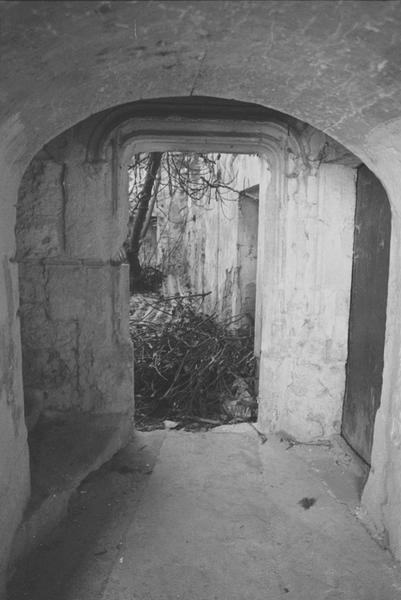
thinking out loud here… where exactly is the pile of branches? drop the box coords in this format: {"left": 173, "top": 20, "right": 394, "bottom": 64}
{"left": 130, "top": 295, "right": 257, "bottom": 428}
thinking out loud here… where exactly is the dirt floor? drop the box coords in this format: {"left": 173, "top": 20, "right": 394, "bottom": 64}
{"left": 8, "top": 426, "right": 401, "bottom": 600}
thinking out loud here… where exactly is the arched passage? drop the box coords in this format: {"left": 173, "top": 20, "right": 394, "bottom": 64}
{"left": 12, "top": 98, "right": 392, "bottom": 569}
{"left": 2, "top": 1, "right": 401, "bottom": 587}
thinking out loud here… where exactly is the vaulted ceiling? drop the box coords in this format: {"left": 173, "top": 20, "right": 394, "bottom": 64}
{"left": 2, "top": 0, "right": 401, "bottom": 171}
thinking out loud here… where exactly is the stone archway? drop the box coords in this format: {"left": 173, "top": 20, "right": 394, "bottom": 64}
{"left": 16, "top": 100, "right": 364, "bottom": 442}
{"left": 3, "top": 2, "right": 401, "bottom": 590}
{"left": 14, "top": 99, "right": 387, "bottom": 571}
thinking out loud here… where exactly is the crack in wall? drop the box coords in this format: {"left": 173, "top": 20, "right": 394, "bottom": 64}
{"left": 60, "top": 163, "right": 68, "bottom": 253}
{"left": 41, "top": 263, "right": 51, "bottom": 322}
{"left": 73, "top": 318, "right": 81, "bottom": 396}
{"left": 189, "top": 50, "right": 207, "bottom": 96}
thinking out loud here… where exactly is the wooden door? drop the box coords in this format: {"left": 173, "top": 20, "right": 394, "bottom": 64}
{"left": 342, "top": 165, "right": 391, "bottom": 465}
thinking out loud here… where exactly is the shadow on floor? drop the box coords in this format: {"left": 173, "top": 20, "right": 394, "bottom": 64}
{"left": 8, "top": 430, "right": 165, "bottom": 600}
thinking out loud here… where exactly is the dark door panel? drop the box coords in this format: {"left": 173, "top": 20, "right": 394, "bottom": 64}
{"left": 342, "top": 165, "right": 391, "bottom": 465}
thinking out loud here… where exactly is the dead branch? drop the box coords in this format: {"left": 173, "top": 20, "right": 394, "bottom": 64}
{"left": 130, "top": 296, "right": 257, "bottom": 424}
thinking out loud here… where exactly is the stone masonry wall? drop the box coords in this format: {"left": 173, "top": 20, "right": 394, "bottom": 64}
{"left": 16, "top": 126, "right": 133, "bottom": 430}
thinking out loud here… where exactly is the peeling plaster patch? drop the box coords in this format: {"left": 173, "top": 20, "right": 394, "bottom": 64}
{"left": 377, "top": 60, "right": 388, "bottom": 73}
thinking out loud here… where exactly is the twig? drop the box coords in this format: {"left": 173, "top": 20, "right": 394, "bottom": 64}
{"left": 248, "top": 422, "right": 268, "bottom": 444}
{"left": 161, "top": 291, "right": 212, "bottom": 301}
{"left": 283, "top": 437, "right": 332, "bottom": 450}
{"left": 182, "top": 416, "right": 222, "bottom": 425}
{"left": 159, "top": 350, "right": 189, "bottom": 400}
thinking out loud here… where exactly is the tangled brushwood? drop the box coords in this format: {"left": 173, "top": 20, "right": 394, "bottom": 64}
{"left": 130, "top": 295, "right": 257, "bottom": 428}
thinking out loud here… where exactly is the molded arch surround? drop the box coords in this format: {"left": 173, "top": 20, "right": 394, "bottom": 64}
{"left": 91, "top": 112, "right": 360, "bottom": 445}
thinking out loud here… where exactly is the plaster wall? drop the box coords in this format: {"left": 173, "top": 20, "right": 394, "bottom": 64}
{"left": 199, "top": 182, "right": 239, "bottom": 318}
{"left": 0, "top": 253, "right": 30, "bottom": 595}
{"left": 157, "top": 186, "right": 190, "bottom": 296}
{"left": 258, "top": 164, "right": 356, "bottom": 440}
{"left": 16, "top": 128, "right": 133, "bottom": 429}
{"left": 158, "top": 153, "right": 261, "bottom": 319}
{"left": 212, "top": 154, "right": 260, "bottom": 320}
{"left": 237, "top": 194, "right": 259, "bottom": 320}
{"left": 0, "top": 130, "right": 30, "bottom": 595}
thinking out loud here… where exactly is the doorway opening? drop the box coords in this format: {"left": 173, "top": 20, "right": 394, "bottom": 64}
{"left": 124, "top": 150, "right": 263, "bottom": 430}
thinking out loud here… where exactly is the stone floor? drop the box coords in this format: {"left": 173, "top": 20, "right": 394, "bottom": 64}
{"left": 8, "top": 426, "right": 401, "bottom": 600}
